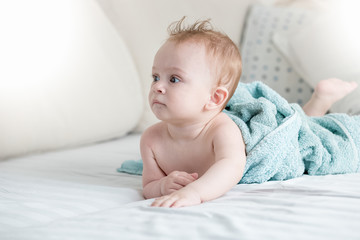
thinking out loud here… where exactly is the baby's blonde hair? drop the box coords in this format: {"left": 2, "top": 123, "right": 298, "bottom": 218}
{"left": 167, "top": 17, "right": 242, "bottom": 108}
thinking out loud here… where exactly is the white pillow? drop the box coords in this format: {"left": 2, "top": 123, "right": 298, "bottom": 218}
{"left": 239, "top": 4, "right": 313, "bottom": 105}
{"left": 272, "top": 1, "right": 360, "bottom": 114}
{"left": 0, "top": 0, "right": 143, "bottom": 160}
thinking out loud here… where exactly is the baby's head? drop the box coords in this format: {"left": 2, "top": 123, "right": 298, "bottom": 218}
{"left": 166, "top": 17, "right": 242, "bottom": 107}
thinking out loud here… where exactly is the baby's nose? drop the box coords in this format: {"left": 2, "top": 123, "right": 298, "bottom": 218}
{"left": 157, "top": 88, "right": 165, "bottom": 94}
{"left": 153, "top": 83, "right": 166, "bottom": 94}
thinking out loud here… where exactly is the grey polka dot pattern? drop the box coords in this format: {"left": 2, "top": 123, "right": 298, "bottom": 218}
{"left": 239, "top": 4, "right": 313, "bottom": 105}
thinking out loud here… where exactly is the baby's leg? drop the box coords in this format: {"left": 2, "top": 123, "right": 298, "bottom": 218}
{"left": 302, "top": 78, "right": 358, "bottom": 116}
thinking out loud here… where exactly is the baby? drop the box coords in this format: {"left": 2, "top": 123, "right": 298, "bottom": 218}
{"left": 140, "top": 17, "right": 358, "bottom": 208}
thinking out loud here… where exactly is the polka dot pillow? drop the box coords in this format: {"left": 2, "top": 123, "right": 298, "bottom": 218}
{"left": 239, "top": 4, "right": 313, "bottom": 106}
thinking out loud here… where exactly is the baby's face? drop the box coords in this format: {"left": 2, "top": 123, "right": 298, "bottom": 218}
{"left": 149, "top": 40, "right": 215, "bottom": 123}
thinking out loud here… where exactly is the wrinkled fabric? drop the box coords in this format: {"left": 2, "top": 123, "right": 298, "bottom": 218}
{"left": 225, "top": 81, "right": 360, "bottom": 184}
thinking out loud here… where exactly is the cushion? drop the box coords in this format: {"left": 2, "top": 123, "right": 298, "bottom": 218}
{"left": 0, "top": 0, "right": 143, "bottom": 160}
{"left": 272, "top": 1, "right": 360, "bottom": 114}
{"left": 239, "top": 4, "right": 314, "bottom": 106}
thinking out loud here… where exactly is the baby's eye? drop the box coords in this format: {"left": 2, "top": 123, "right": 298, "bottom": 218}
{"left": 170, "top": 76, "right": 180, "bottom": 83}
{"left": 152, "top": 75, "right": 160, "bottom": 82}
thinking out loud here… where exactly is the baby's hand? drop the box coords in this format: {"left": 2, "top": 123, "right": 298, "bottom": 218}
{"left": 151, "top": 186, "right": 201, "bottom": 208}
{"left": 160, "top": 171, "right": 198, "bottom": 196}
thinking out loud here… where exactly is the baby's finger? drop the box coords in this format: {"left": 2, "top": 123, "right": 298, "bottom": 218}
{"left": 171, "top": 197, "right": 200, "bottom": 208}
{"left": 174, "top": 175, "right": 196, "bottom": 186}
{"left": 189, "top": 172, "right": 198, "bottom": 179}
{"left": 179, "top": 172, "right": 198, "bottom": 180}
{"left": 151, "top": 196, "right": 176, "bottom": 208}
{"left": 167, "top": 183, "right": 183, "bottom": 193}
{"left": 169, "top": 182, "right": 183, "bottom": 189}
{"left": 159, "top": 196, "right": 178, "bottom": 208}
{"left": 151, "top": 196, "right": 166, "bottom": 207}
{"left": 174, "top": 171, "right": 197, "bottom": 179}
{"left": 170, "top": 198, "right": 186, "bottom": 208}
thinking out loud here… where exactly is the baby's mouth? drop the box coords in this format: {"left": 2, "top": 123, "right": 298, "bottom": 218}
{"left": 152, "top": 100, "right": 165, "bottom": 106}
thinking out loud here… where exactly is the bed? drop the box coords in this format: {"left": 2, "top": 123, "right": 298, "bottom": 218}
{"left": 1, "top": 134, "right": 360, "bottom": 239}
{"left": 1, "top": 0, "right": 360, "bottom": 239}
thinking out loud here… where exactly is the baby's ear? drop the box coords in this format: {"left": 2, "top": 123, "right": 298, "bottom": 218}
{"left": 205, "top": 87, "right": 229, "bottom": 110}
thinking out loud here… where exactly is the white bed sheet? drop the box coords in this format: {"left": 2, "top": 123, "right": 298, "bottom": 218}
{"left": 1, "top": 133, "right": 360, "bottom": 240}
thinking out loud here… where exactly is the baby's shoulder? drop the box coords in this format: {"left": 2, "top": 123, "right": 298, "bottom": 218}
{"left": 211, "top": 112, "right": 239, "bottom": 131}
{"left": 209, "top": 113, "right": 245, "bottom": 149}
{"left": 208, "top": 113, "right": 243, "bottom": 138}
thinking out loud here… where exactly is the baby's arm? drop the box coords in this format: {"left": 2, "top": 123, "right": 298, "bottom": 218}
{"left": 151, "top": 118, "right": 246, "bottom": 208}
{"left": 141, "top": 127, "right": 198, "bottom": 199}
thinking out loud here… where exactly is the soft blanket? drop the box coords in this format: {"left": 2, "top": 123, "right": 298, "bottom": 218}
{"left": 118, "top": 81, "right": 360, "bottom": 184}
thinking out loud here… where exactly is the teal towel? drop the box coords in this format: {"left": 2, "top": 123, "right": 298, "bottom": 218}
{"left": 118, "top": 81, "right": 360, "bottom": 184}
{"left": 117, "top": 160, "right": 143, "bottom": 175}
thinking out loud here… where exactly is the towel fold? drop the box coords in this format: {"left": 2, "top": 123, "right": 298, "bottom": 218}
{"left": 117, "top": 159, "right": 143, "bottom": 175}
{"left": 118, "top": 81, "right": 360, "bottom": 184}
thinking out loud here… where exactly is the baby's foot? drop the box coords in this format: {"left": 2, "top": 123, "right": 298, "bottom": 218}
{"left": 313, "top": 78, "right": 358, "bottom": 105}
{"left": 303, "top": 78, "right": 358, "bottom": 116}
